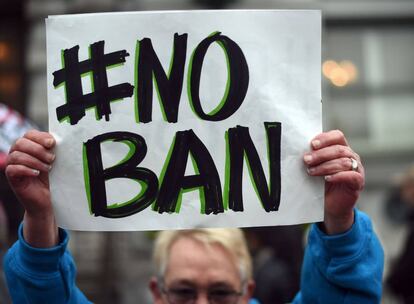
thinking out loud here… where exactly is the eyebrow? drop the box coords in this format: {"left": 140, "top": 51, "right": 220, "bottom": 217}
{"left": 168, "top": 280, "right": 237, "bottom": 289}
{"left": 208, "top": 282, "right": 237, "bottom": 289}
{"left": 168, "top": 280, "right": 197, "bottom": 287}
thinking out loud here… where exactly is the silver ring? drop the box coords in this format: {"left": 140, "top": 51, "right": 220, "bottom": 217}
{"left": 350, "top": 158, "right": 358, "bottom": 171}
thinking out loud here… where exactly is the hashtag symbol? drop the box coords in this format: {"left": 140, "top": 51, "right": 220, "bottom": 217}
{"left": 53, "top": 41, "right": 134, "bottom": 125}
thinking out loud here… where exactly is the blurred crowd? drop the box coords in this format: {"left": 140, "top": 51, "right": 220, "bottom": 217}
{"left": 385, "top": 165, "right": 414, "bottom": 303}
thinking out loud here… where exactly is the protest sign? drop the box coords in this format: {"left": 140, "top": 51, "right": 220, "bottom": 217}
{"left": 46, "top": 10, "right": 323, "bottom": 231}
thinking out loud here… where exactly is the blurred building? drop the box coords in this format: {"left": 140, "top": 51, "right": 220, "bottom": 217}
{"left": 1, "top": 0, "right": 413, "bottom": 303}
{"left": 0, "top": 1, "right": 26, "bottom": 114}
{"left": 20, "top": 0, "right": 414, "bottom": 183}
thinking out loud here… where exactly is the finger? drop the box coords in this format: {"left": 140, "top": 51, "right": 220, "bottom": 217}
{"left": 311, "top": 130, "right": 348, "bottom": 150}
{"left": 307, "top": 157, "right": 356, "bottom": 176}
{"left": 23, "top": 130, "right": 55, "bottom": 149}
{"left": 7, "top": 151, "right": 52, "bottom": 172}
{"left": 304, "top": 145, "right": 360, "bottom": 167}
{"left": 9, "top": 138, "right": 56, "bottom": 164}
{"left": 324, "top": 171, "right": 365, "bottom": 191}
{"left": 5, "top": 164, "right": 40, "bottom": 179}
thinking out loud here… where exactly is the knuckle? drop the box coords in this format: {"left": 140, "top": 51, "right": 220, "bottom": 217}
{"left": 14, "top": 138, "right": 26, "bottom": 150}
{"left": 333, "top": 129, "right": 344, "bottom": 138}
{"left": 24, "top": 129, "right": 39, "bottom": 138}
{"left": 341, "top": 157, "right": 350, "bottom": 167}
{"left": 5, "top": 165, "right": 17, "bottom": 178}
{"left": 352, "top": 175, "right": 359, "bottom": 184}
{"left": 10, "top": 151, "right": 27, "bottom": 165}
{"left": 24, "top": 129, "right": 35, "bottom": 137}
{"left": 7, "top": 151, "right": 18, "bottom": 164}
{"left": 352, "top": 174, "right": 364, "bottom": 189}
{"left": 311, "top": 153, "right": 319, "bottom": 163}
{"left": 336, "top": 145, "right": 346, "bottom": 156}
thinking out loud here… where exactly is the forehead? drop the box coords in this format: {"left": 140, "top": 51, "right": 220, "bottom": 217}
{"left": 164, "top": 236, "right": 242, "bottom": 287}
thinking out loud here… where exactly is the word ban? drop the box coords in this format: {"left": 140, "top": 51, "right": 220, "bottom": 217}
{"left": 83, "top": 123, "right": 281, "bottom": 218}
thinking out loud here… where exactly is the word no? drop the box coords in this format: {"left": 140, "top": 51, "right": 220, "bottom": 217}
{"left": 53, "top": 32, "right": 249, "bottom": 125}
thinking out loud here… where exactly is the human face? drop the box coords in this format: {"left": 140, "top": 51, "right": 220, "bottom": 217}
{"left": 149, "top": 237, "right": 254, "bottom": 304}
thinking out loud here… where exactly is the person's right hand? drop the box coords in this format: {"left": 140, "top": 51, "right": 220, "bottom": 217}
{"left": 5, "top": 130, "right": 58, "bottom": 247}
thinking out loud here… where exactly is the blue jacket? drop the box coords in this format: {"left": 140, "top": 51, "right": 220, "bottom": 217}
{"left": 3, "top": 210, "right": 383, "bottom": 303}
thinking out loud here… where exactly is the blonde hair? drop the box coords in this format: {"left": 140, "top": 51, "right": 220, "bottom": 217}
{"left": 153, "top": 228, "right": 252, "bottom": 281}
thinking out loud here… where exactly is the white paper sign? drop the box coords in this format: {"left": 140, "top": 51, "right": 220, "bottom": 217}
{"left": 46, "top": 10, "right": 323, "bottom": 231}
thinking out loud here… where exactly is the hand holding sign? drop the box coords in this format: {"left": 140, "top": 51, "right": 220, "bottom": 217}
{"left": 5, "top": 130, "right": 58, "bottom": 247}
{"left": 6, "top": 129, "right": 362, "bottom": 247}
{"left": 303, "top": 130, "right": 365, "bottom": 234}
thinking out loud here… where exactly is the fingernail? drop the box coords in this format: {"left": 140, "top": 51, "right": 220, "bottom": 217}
{"left": 33, "top": 169, "right": 40, "bottom": 176}
{"left": 48, "top": 154, "right": 56, "bottom": 162}
{"left": 312, "top": 140, "right": 321, "bottom": 149}
{"left": 45, "top": 138, "right": 54, "bottom": 148}
{"left": 304, "top": 154, "right": 313, "bottom": 164}
{"left": 44, "top": 164, "right": 52, "bottom": 171}
{"left": 307, "top": 167, "right": 315, "bottom": 174}
{"left": 324, "top": 175, "right": 332, "bottom": 181}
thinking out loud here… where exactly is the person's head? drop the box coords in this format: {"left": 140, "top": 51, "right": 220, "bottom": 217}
{"left": 149, "top": 228, "right": 255, "bottom": 304}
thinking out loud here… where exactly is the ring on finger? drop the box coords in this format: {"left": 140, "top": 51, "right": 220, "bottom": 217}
{"left": 350, "top": 158, "right": 358, "bottom": 172}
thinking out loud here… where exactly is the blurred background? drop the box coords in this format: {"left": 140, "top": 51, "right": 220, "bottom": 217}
{"left": 1, "top": 0, "right": 413, "bottom": 303}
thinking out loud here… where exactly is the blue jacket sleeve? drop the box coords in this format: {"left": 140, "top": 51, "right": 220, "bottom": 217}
{"left": 3, "top": 224, "right": 91, "bottom": 304}
{"left": 292, "top": 210, "right": 384, "bottom": 304}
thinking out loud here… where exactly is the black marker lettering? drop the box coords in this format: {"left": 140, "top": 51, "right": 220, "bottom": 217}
{"left": 83, "top": 131, "right": 158, "bottom": 218}
{"left": 226, "top": 123, "right": 281, "bottom": 212}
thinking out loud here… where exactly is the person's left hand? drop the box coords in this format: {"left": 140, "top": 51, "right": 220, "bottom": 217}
{"left": 303, "top": 130, "right": 365, "bottom": 235}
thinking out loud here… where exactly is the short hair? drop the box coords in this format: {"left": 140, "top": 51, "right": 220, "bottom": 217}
{"left": 153, "top": 228, "right": 253, "bottom": 282}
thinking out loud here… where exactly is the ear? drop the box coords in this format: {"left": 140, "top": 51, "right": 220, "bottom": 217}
{"left": 149, "top": 276, "right": 164, "bottom": 304}
{"left": 241, "top": 279, "right": 256, "bottom": 304}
